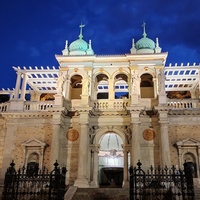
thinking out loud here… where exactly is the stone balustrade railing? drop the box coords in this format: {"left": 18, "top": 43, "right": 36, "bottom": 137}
{"left": 24, "top": 101, "right": 54, "bottom": 111}
{"left": 0, "top": 98, "right": 199, "bottom": 113}
{"left": 167, "top": 99, "right": 199, "bottom": 109}
{"left": 0, "top": 102, "right": 9, "bottom": 112}
{"left": 92, "top": 99, "right": 130, "bottom": 111}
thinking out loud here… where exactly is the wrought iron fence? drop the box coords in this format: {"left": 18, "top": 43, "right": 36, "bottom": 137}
{"left": 129, "top": 160, "right": 195, "bottom": 200}
{"left": 2, "top": 160, "right": 67, "bottom": 200}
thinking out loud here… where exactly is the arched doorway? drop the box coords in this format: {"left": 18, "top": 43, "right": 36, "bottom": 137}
{"left": 98, "top": 132, "right": 124, "bottom": 187}
{"left": 27, "top": 152, "right": 39, "bottom": 177}
{"left": 184, "top": 152, "right": 197, "bottom": 178}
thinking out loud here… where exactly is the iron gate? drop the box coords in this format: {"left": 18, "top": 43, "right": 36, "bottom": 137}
{"left": 2, "top": 160, "right": 67, "bottom": 200}
{"left": 129, "top": 160, "right": 195, "bottom": 200}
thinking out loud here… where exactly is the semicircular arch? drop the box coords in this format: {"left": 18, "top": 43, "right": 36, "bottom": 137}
{"left": 93, "top": 127, "right": 127, "bottom": 145}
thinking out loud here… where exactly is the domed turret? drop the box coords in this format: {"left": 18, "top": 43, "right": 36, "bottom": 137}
{"left": 130, "top": 22, "right": 161, "bottom": 54}
{"left": 62, "top": 24, "right": 94, "bottom": 56}
{"left": 69, "top": 39, "right": 88, "bottom": 52}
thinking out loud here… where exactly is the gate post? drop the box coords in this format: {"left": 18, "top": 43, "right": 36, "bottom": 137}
{"left": 129, "top": 166, "right": 134, "bottom": 200}
{"left": 183, "top": 162, "right": 195, "bottom": 199}
{"left": 2, "top": 161, "right": 16, "bottom": 200}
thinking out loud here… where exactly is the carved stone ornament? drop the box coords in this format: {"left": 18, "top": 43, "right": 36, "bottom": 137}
{"left": 143, "top": 128, "right": 155, "bottom": 141}
{"left": 66, "top": 129, "right": 79, "bottom": 141}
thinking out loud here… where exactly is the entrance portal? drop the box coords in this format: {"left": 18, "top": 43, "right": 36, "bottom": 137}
{"left": 98, "top": 133, "right": 124, "bottom": 187}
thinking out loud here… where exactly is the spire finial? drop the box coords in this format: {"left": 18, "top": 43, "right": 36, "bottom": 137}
{"left": 79, "top": 23, "right": 85, "bottom": 39}
{"left": 142, "top": 22, "right": 147, "bottom": 38}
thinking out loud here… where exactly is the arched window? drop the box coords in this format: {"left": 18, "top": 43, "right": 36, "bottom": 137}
{"left": 96, "top": 74, "right": 109, "bottom": 99}
{"left": 140, "top": 73, "right": 154, "bottom": 98}
{"left": 70, "top": 75, "right": 82, "bottom": 99}
{"left": 114, "top": 74, "right": 129, "bottom": 99}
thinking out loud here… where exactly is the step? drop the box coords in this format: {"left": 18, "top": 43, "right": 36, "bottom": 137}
{"left": 70, "top": 188, "right": 129, "bottom": 200}
{"left": 66, "top": 187, "right": 200, "bottom": 200}
{"left": 195, "top": 188, "right": 200, "bottom": 200}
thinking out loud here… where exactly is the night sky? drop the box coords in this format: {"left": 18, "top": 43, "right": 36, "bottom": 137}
{"left": 1, "top": 0, "right": 200, "bottom": 89}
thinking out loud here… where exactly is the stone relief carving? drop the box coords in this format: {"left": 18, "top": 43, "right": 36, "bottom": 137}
{"left": 131, "top": 71, "right": 140, "bottom": 95}
{"left": 158, "top": 68, "right": 166, "bottom": 95}
{"left": 89, "top": 126, "right": 99, "bottom": 144}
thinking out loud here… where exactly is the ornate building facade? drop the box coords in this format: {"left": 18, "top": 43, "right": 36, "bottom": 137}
{"left": 0, "top": 24, "right": 200, "bottom": 188}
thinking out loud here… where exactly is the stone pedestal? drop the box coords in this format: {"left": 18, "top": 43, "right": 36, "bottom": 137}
{"left": 9, "top": 100, "right": 24, "bottom": 111}
{"left": 54, "top": 94, "right": 63, "bottom": 107}
{"left": 80, "top": 94, "right": 89, "bottom": 106}
{"left": 158, "top": 94, "right": 167, "bottom": 105}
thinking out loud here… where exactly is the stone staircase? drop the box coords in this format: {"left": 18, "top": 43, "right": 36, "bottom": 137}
{"left": 65, "top": 186, "right": 200, "bottom": 200}
{"left": 195, "top": 188, "right": 200, "bottom": 200}
{"left": 65, "top": 187, "right": 129, "bottom": 200}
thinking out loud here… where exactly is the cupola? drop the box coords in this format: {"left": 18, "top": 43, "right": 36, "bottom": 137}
{"left": 130, "top": 22, "right": 162, "bottom": 54}
{"left": 62, "top": 24, "right": 94, "bottom": 56}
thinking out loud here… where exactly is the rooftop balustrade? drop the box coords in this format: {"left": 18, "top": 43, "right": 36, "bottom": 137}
{"left": 0, "top": 98, "right": 199, "bottom": 113}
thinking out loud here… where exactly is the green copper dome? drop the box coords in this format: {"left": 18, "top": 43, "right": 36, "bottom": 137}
{"left": 135, "top": 22, "right": 155, "bottom": 50}
{"left": 69, "top": 38, "right": 88, "bottom": 52}
{"left": 135, "top": 37, "right": 155, "bottom": 50}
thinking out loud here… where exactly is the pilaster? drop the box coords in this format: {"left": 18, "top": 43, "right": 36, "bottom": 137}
{"left": 49, "top": 112, "right": 62, "bottom": 169}
{"left": 128, "top": 106, "right": 144, "bottom": 166}
{"left": 122, "top": 144, "right": 131, "bottom": 188}
{"left": 0, "top": 121, "right": 17, "bottom": 185}
{"left": 108, "top": 78, "right": 114, "bottom": 100}
{"left": 155, "top": 106, "right": 171, "bottom": 166}
{"left": 74, "top": 109, "right": 91, "bottom": 188}
{"left": 130, "top": 68, "right": 140, "bottom": 105}
{"left": 89, "top": 144, "right": 100, "bottom": 188}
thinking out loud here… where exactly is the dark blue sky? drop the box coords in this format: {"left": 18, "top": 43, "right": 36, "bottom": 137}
{"left": 1, "top": 0, "right": 200, "bottom": 89}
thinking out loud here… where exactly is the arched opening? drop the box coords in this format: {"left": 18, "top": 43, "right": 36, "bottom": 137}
{"left": 140, "top": 73, "right": 154, "bottom": 98}
{"left": 0, "top": 94, "right": 10, "bottom": 103}
{"left": 98, "top": 132, "right": 124, "bottom": 187}
{"left": 27, "top": 152, "right": 39, "bottom": 177}
{"left": 167, "top": 91, "right": 191, "bottom": 99}
{"left": 183, "top": 152, "right": 197, "bottom": 178}
{"left": 96, "top": 74, "right": 109, "bottom": 99}
{"left": 114, "top": 74, "right": 129, "bottom": 99}
{"left": 40, "top": 93, "right": 55, "bottom": 101}
{"left": 70, "top": 75, "right": 82, "bottom": 99}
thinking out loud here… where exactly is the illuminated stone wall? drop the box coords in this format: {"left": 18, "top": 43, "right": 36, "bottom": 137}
{"left": 169, "top": 122, "right": 200, "bottom": 166}
{"left": 0, "top": 117, "right": 6, "bottom": 168}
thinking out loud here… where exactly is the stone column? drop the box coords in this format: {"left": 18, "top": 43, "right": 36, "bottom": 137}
{"left": 20, "top": 73, "right": 28, "bottom": 100}
{"left": 91, "top": 79, "right": 97, "bottom": 100}
{"left": 153, "top": 78, "right": 157, "bottom": 98}
{"left": 49, "top": 114, "right": 61, "bottom": 169}
{"left": 108, "top": 78, "right": 114, "bottom": 100}
{"left": 13, "top": 72, "right": 21, "bottom": 100}
{"left": 90, "top": 145, "right": 99, "bottom": 188}
{"left": 160, "top": 122, "right": 171, "bottom": 166}
{"left": 156, "top": 108, "right": 171, "bottom": 166}
{"left": 128, "top": 108, "right": 143, "bottom": 166}
{"left": 122, "top": 146, "right": 129, "bottom": 188}
{"left": 157, "top": 68, "right": 167, "bottom": 105}
{"left": 74, "top": 111, "right": 90, "bottom": 187}
{"left": 131, "top": 123, "right": 141, "bottom": 166}
{"left": 81, "top": 69, "right": 91, "bottom": 106}
{"left": 129, "top": 67, "right": 140, "bottom": 105}
{"left": 64, "top": 78, "right": 71, "bottom": 100}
